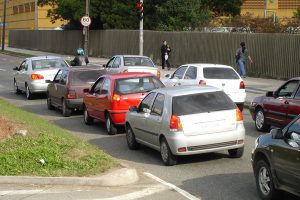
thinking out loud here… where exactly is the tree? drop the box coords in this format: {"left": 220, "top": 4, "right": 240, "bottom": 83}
{"left": 294, "top": 6, "right": 300, "bottom": 19}
{"left": 202, "top": 0, "right": 244, "bottom": 16}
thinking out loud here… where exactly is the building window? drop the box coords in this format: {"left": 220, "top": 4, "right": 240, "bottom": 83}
{"left": 13, "top": 6, "right": 18, "bottom": 15}
{"left": 18, "top": 5, "right": 24, "bottom": 13}
{"left": 25, "top": 3, "right": 30, "bottom": 12}
{"left": 30, "top": 2, "right": 35, "bottom": 12}
{"left": 242, "top": 0, "right": 265, "bottom": 9}
{"left": 279, "top": 0, "right": 300, "bottom": 9}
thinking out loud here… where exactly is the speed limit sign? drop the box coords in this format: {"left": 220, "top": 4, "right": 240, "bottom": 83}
{"left": 80, "top": 16, "right": 92, "bottom": 27}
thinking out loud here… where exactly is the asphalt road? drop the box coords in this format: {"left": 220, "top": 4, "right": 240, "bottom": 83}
{"left": 0, "top": 54, "right": 297, "bottom": 200}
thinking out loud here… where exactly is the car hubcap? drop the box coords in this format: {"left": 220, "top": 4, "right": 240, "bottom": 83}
{"left": 161, "top": 142, "right": 168, "bottom": 162}
{"left": 26, "top": 86, "right": 30, "bottom": 98}
{"left": 106, "top": 117, "right": 111, "bottom": 132}
{"left": 258, "top": 167, "right": 271, "bottom": 195}
{"left": 84, "top": 109, "right": 88, "bottom": 122}
{"left": 256, "top": 111, "right": 264, "bottom": 129}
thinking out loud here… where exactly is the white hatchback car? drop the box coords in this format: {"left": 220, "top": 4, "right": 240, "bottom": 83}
{"left": 162, "top": 64, "right": 246, "bottom": 111}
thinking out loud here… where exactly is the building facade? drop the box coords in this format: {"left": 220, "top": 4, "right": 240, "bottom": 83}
{"left": 241, "top": 0, "right": 300, "bottom": 18}
{"left": 0, "top": 0, "right": 65, "bottom": 43}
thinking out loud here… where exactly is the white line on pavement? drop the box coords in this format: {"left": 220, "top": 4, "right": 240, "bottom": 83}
{"left": 144, "top": 172, "right": 201, "bottom": 200}
{"left": 0, "top": 189, "right": 44, "bottom": 196}
{"left": 0, "top": 69, "right": 6, "bottom": 71}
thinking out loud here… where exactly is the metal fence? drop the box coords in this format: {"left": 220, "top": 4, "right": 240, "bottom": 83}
{"left": 9, "top": 29, "right": 300, "bottom": 79}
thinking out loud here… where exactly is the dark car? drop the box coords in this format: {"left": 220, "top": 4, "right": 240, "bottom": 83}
{"left": 47, "top": 66, "right": 106, "bottom": 117}
{"left": 250, "top": 78, "right": 300, "bottom": 131}
{"left": 252, "top": 116, "right": 300, "bottom": 200}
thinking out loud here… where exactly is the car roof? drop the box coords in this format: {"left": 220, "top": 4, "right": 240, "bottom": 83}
{"left": 68, "top": 66, "right": 105, "bottom": 72}
{"left": 114, "top": 55, "right": 151, "bottom": 59}
{"left": 152, "top": 85, "right": 222, "bottom": 96}
{"left": 28, "top": 56, "right": 64, "bottom": 61}
{"left": 182, "top": 64, "right": 233, "bottom": 69}
{"left": 102, "top": 72, "right": 154, "bottom": 79}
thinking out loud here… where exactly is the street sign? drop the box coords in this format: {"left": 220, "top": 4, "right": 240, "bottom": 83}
{"left": 80, "top": 16, "right": 91, "bottom": 27}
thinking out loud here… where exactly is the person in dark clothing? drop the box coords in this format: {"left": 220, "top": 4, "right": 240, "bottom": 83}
{"left": 235, "top": 42, "right": 253, "bottom": 78}
{"left": 71, "top": 48, "right": 89, "bottom": 66}
{"left": 161, "top": 41, "right": 171, "bottom": 70}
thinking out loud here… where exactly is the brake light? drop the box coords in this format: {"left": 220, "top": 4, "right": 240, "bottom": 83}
{"left": 236, "top": 108, "right": 243, "bottom": 121}
{"left": 170, "top": 115, "right": 183, "bottom": 131}
{"left": 199, "top": 80, "right": 206, "bottom": 85}
{"left": 67, "top": 90, "right": 76, "bottom": 99}
{"left": 31, "top": 74, "right": 44, "bottom": 80}
{"left": 123, "top": 70, "right": 128, "bottom": 73}
{"left": 113, "top": 94, "right": 121, "bottom": 101}
{"left": 240, "top": 81, "right": 245, "bottom": 89}
{"left": 157, "top": 70, "right": 161, "bottom": 78}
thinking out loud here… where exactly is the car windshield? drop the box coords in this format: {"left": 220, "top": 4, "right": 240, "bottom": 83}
{"left": 172, "top": 91, "right": 236, "bottom": 116}
{"left": 72, "top": 70, "right": 104, "bottom": 86}
{"left": 124, "top": 57, "right": 154, "bottom": 67}
{"left": 114, "top": 76, "right": 163, "bottom": 95}
{"left": 32, "top": 59, "right": 68, "bottom": 71}
{"left": 203, "top": 67, "right": 240, "bottom": 79}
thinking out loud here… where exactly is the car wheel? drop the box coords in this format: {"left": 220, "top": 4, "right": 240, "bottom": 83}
{"left": 14, "top": 80, "right": 21, "bottom": 94}
{"left": 83, "top": 106, "right": 93, "bottom": 125}
{"left": 47, "top": 96, "right": 54, "bottom": 110}
{"left": 255, "top": 160, "right": 282, "bottom": 200}
{"left": 228, "top": 147, "right": 244, "bottom": 158}
{"left": 160, "top": 138, "right": 177, "bottom": 166}
{"left": 62, "top": 99, "right": 71, "bottom": 117}
{"left": 26, "top": 85, "right": 33, "bottom": 100}
{"left": 106, "top": 114, "right": 118, "bottom": 135}
{"left": 237, "top": 103, "right": 244, "bottom": 112}
{"left": 126, "top": 125, "right": 139, "bottom": 150}
{"left": 255, "top": 108, "right": 270, "bottom": 132}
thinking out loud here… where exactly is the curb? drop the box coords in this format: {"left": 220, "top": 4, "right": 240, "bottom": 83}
{"left": 0, "top": 167, "right": 139, "bottom": 187}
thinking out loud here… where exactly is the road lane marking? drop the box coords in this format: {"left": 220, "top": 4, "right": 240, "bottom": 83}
{"left": 0, "top": 69, "right": 6, "bottom": 71}
{"left": 144, "top": 172, "right": 201, "bottom": 200}
{"left": 0, "top": 189, "right": 44, "bottom": 195}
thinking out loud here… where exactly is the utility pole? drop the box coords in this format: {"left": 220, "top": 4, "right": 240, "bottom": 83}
{"left": 34, "top": 0, "right": 38, "bottom": 30}
{"left": 137, "top": 0, "right": 143, "bottom": 56}
{"left": 84, "top": 0, "right": 89, "bottom": 58}
{"left": 2, "top": 0, "right": 7, "bottom": 51}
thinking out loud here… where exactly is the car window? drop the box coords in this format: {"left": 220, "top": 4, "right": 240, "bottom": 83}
{"left": 287, "top": 118, "right": 300, "bottom": 143}
{"left": 19, "top": 61, "right": 26, "bottom": 71}
{"left": 71, "top": 70, "right": 104, "bottom": 86}
{"left": 114, "top": 76, "right": 164, "bottom": 95}
{"left": 172, "top": 91, "right": 236, "bottom": 116}
{"left": 60, "top": 70, "right": 68, "bottom": 85}
{"left": 54, "top": 70, "right": 63, "bottom": 82}
{"left": 171, "top": 66, "right": 188, "bottom": 79}
{"left": 112, "top": 57, "right": 121, "bottom": 68}
{"left": 151, "top": 93, "right": 165, "bottom": 116}
{"left": 203, "top": 67, "right": 240, "bottom": 79}
{"left": 106, "top": 58, "right": 114, "bottom": 68}
{"left": 277, "top": 80, "right": 299, "bottom": 98}
{"left": 139, "top": 92, "right": 156, "bottom": 112}
{"left": 32, "top": 59, "right": 68, "bottom": 71}
{"left": 124, "top": 57, "right": 154, "bottom": 67}
{"left": 24, "top": 62, "right": 29, "bottom": 71}
{"left": 92, "top": 78, "right": 104, "bottom": 94}
{"left": 184, "top": 66, "right": 197, "bottom": 80}
{"left": 293, "top": 85, "right": 300, "bottom": 99}
{"left": 100, "top": 78, "right": 111, "bottom": 95}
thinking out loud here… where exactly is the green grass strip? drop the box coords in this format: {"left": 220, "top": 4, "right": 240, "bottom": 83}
{"left": 0, "top": 50, "right": 35, "bottom": 58}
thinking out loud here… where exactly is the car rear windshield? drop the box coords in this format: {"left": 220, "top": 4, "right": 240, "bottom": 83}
{"left": 172, "top": 91, "right": 236, "bottom": 116}
{"left": 114, "top": 76, "right": 163, "bottom": 95}
{"left": 203, "top": 67, "right": 239, "bottom": 79}
{"left": 124, "top": 57, "right": 154, "bottom": 67}
{"left": 72, "top": 70, "right": 104, "bottom": 86}
{"left": 32, "top": 59, "right": 68, "bottom": 71}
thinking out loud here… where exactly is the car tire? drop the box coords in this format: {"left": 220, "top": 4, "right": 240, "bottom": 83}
{"left": 14, "top": 80, "right": 21, "bottom": 94}
{"left": 237, "top": 103, "right": 244, "bottom": 112}
{"left": 255, "top": 108, "right": 270, "bottom": 132}
{"left": 228, "top": 147, "right": 244, "bottom": 158}
{"left": 47, "top": 95, "right": 54, "bottom": 110}
{"left": 62, "top": 99, "right": 71, "bottom": 117}
{"left": 106, "top": 114, "right": 118, "bottom": 135}
{"left": 83, "top": 106, "right": 94, "bottom": 125}
{"left": 160, "top": 138, "right": 177, "bottom": 166}
{"left": 126, "top": 125, "right": 139, "bottom": 150}
{"left": 255, "top": 160, "right": 282, "bottom": 200}
{"left": 26, "top": 85, "right": 33, "bottom": 100}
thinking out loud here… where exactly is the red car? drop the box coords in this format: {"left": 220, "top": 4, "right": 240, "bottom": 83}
{"left": 250, "top": 77, "right": 300, "bottom": 131}
{"left": 83, "top": 73, "right": 164, "bottom": 135}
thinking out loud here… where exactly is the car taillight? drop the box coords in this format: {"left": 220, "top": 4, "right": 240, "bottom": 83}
{"left": 31, "top": 74, "right": 44, "bottom": 80}
{"left": 157, "top": 70, "right": 161, "bottom": 78}
{"left": 240, "top": 81, "right": 245, "bottom": 89}
{"left": 123, "top": 70, "right": 128, "bottom": 73}
{"left": 199, "top": 80, "right": 206, "bottom": 85}
{"left": 170, "top": 115, "right": 183, "bottom": 131}
{"left": 67, "top": 90, "right": 76, "bottom": 99}
{"left": 112, "top": 94, "right": 121, "bottom": 101}
{"left": 236, "top": 108, "right": 243, "bottom": 121}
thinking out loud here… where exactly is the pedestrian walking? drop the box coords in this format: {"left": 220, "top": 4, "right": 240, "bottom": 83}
{"left": 71, "top": 48, "right": 89, "bottom": 66}
{"left": 235, "top": 42, "right": 253, "bottom": 78}
{"left": 161, "top": 41, "right": 172, "bottom": 70}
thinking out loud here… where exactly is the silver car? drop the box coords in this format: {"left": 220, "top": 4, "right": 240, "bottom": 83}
{"left": 103, "top": 55, "right": 160, "bottom": 78}
{"left": 13, "top": 56, "right": 69, "bottom": 99}
{"left": 125, "top": 86, "right": 245, "bottom": 166}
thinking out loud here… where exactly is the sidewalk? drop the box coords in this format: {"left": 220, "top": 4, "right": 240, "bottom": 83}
{"left": 5, "top": 47, "right": 285, "bottom": 106}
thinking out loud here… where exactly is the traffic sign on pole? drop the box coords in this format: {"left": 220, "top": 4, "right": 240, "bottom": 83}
{"left": 80, "top": 16, "right": 91, "bottom": 27}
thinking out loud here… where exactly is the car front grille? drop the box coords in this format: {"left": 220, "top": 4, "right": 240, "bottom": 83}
{"left": 187, "top": 141, "right": 236, "bottom": 151}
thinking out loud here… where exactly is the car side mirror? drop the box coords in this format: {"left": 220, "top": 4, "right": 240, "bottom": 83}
{"left": 165, "top": 74, "right": 170, "bottom": 78}
{"left": 271, "top": 128, "right": 284, "bottom": 139}
{"left": 129, "top": 106, "right": 137, "bottom": 112}
{"left": 83, "top": 88, "right": 90, "bottom": 93}
{"left": 266, "top": 91, "right": 274, "bottom": 97}
{"left": 13, "top": 66, "right": 19, "bottom": 71}
{"left": 45, "top": 80, "right": 52, "bottom": 83}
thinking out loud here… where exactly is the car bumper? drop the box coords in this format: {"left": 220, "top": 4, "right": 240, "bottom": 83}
{"left": 66, "top": 98, "right": 83, "bottom": 110}
{"left": 110, "top": 110, "right": 128, "bottom": 125}
{"left": 165, "top": 123, "right": 245, "bottom": 156}
{"left": 28, "top": 81, "right": 49, "bottom": 93}
{"left": 226, "top": 91, "right": 246, "bottom": 104}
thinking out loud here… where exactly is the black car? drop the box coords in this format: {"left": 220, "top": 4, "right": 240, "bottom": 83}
{"left": 252, "top": 116, "right": 300, "bottom": 200}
